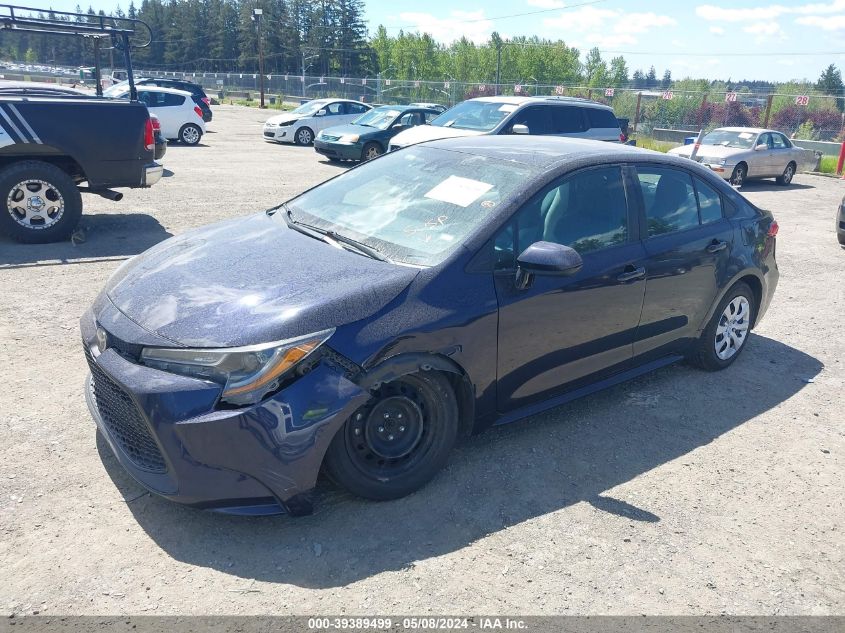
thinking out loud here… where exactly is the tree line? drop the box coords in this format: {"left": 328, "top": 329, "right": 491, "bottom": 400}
{"left": 1, "top": 0, "right": 843, "bottom": 104}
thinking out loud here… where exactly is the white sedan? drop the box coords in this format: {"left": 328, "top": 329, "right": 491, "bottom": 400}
{"left": 106, "top": 85, "right": 206, "bottom": 145}
{"left": 668, "top": 127, "right": 816, "bottom": 187}
{"left": 263, "top": 98, "right": 371, "bottom": 145}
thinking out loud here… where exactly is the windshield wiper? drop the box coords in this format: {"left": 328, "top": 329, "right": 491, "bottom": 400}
{"left": 283, "top": 205, "right": 389, "bottom": 262}
{"left": 326, "top": 230, "right": 390, "bottom": 262}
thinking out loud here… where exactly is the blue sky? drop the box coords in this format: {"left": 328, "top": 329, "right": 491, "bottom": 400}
{"left": 39, "top": 0, "right": 845, "bottom": 81}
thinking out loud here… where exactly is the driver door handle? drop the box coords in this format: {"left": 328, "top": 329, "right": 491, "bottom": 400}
{"left": 617, "top": 265, "right": 646, "bottom": 282}
{"left": 707, "top": 239, "right": 728, "bottom": 253}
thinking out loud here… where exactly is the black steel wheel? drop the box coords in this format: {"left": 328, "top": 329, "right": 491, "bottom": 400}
{"left": 324, "top": 371, "right": 458, "bottom": 500}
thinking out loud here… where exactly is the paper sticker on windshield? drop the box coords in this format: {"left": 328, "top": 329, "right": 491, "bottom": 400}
{"left": 738, "top": 132, "right": 754, "bottom": 139}
{"left": 498, "top": 104, "right": 518, "bottom": 113}
{"left": 424, "top": 176, "right": 494, "bottom": 207}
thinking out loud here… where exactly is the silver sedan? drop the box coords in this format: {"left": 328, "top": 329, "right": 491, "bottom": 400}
{"left": 667, "top": 127, "right": 816, "bottom": 187}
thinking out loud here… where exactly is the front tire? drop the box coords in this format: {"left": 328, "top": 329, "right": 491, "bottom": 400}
{"left": 324, "top": 371, "right": 459, "bottom": 501}
{"left": 776, "top": 162, "right": 796, "bottom": 186}
{"left": 730, "top": 163, "right": 747, "bottom": 187}
{"left": 178, "top": 123, "right": 202, "bottom": 146}
{"left": 361, "top": 142, "right": 383, "bottom": 161}
{"left": 295, "top": 126, "right": 314, "bottom": 145}
{"left": 688, "top": 282, "right": 756, "bottom": 371}
{"left": 0, "top": 161, "right": 82, "bottom": 244}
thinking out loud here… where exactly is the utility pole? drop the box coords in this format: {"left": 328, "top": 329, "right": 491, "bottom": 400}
{"left": 253, "top": 8, "right": 265, "bottom": 108}
{"left": 495, "top": 41, "right": 502, "bottom": 95}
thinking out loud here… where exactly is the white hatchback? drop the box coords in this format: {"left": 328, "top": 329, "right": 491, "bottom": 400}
{"left": 106, "top": 85, "right": 207, "bottom": 145}
{"left": 263, "top": 98, "right": 371, "bottom": 145}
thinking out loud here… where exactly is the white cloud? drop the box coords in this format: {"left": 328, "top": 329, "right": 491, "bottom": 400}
{"left": 397, "top": 10, "right": 494, "bottom": 44}
{"left": 797, "top": 14, "right": 845, "bottom": 30}
{"left": 623, "top": 12, "right": 678, "bottom": 33}
{"left": 696, "top": 0, "right": 845, "bottom": 22}
{"left": 743, "top": 20, "right": 787, "bottom": 42}
{"left": 542, "top": 7, "right": 674, "bottom": 47}
{"left": 543, "top": 6, "right": 620, "bottom": 32}
{"left": 526, "top": 0, "right": 566, "bottom": 8}
{"left": 709, "top": 25, "right": 725, "bottom": 34}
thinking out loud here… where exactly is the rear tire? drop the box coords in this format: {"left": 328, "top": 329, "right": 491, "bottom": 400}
{"left": 324, "top": 371, "right": 458, "bottom": 501}
{"left": 0, "top": 161, "right": 82, "bottom": 244}
{"left": 776, "top": 162, "right": 796, "bottom": 186}
{"left": 178, "top": 123, "right": 202, "bottom": 146}
{"left": 688, "top": 282, "right": 756, "bottom": 371}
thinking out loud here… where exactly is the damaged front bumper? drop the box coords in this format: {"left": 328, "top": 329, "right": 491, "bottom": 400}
{"left": 81, "top": 308, "right": 369, "bottom": 515}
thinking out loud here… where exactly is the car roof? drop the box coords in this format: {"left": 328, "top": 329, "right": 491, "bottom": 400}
{"left": 372, "top": 104, "right": 438, "bottom": 112}
{"left": 422, "top": 135, "right": 679, "bottom": 169}
{"left": 123, "top": 85, "right": 193, "bottom": 96}
{"left": 716, "top": 127, "right": 771, "bottom": 134}
{"left": 471, "top": 95, "right": 613, "bottom": 110}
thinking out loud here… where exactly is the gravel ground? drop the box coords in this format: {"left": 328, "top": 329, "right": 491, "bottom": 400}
{"left": 1, "top": 105, "right": 843, "bottom": 616}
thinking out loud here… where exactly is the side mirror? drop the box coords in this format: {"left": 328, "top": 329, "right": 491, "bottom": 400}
{"left": 754, "top": 144, "right": 767, "bottom": 151}
{"left": 515, "top": 241, "right": 583, "bottom": 290}
{"left": 316, "top": 109, "right": 327, "bottom": 117}
{"left": 511, "top": 123, "right": 530, "bottom": 135}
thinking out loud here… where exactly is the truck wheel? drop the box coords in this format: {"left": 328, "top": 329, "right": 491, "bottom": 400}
{"left": 178, "top": 124, "right": 202, "bottom": 146}
{"left": 0, "top": 161, "right": 82, "bottom": 244}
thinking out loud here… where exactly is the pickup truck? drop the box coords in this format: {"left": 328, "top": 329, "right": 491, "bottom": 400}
{"left": 0, "top": 93, "right": 162, "bottom": 243}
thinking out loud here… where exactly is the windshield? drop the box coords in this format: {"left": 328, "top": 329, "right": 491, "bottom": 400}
{"left": 281, "top": 146, "right": 536, "bottom": 266}
{"left": 702, "top": 130, "right": 758, "bottom": 149}
{"left": 353, "top": 107, "right": 402, "bottom": 130}
{"left": 291, "top": 100, "right": 329, "bottom": 116}
{"left": 430, "top": 100, "right": 517, "bottom": 132}
{"left": 103, "top": 81, "right": 128, "bottom": 97}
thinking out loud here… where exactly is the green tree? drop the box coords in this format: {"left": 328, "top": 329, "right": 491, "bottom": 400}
{"left": 816, "top": 64, "right": 844, "bottom": 112}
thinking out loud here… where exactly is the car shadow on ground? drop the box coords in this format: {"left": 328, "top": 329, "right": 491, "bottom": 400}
{"left": 0, "top": 212, "right": 172, "bottom": 268}
{"left": 97, "top": 334, "right": 821, "bottom": 589}
{"left": 739, "top": 181, "right": 815, "bottom": 192}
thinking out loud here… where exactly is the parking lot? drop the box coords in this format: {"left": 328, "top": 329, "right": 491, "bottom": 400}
{"left": 1, "top": 105, "right": 843, "bottom": 616}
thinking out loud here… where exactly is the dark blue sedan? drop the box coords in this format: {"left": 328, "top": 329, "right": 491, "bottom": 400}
{"left": 81, "top": 136, "right": 779, "bottom": 515}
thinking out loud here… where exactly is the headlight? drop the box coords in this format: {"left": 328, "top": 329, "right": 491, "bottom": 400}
{"left": 340, "top": 134, "right": 360, "bottom": 143}
{"left": 140, "top": 329, "right": 334, "bottom": 406}
{"left": 276, "top": 120, "right": 294, "bottom": 127}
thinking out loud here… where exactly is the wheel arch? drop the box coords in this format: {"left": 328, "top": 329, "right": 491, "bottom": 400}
{"left": 0, "top": 151, "right": 87, "bottom": 184}
{"left": 698, "top": 270, "right": 765, "bottom": 333}
{"left": 354, "top": 352, "right": 475, "bottom": 438}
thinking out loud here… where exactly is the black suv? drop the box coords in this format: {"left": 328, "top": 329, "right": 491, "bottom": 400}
{"left": 136, "top": 78, "right": 212, "bottom": 122}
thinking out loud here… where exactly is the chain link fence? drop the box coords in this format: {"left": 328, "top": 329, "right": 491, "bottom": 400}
{"left": 143, "top": 69, "right": 843, "bottom": 143}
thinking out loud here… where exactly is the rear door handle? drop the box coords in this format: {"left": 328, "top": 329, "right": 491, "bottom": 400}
{"left": 617, "top": 265, "right": 646, "bottom": 282}
{"left": 707, "top": 240, "right": 728, "bottom": 253}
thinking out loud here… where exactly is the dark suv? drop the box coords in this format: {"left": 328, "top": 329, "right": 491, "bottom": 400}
{"left": 136, "top": 78, "right": 212, "bottom": 122}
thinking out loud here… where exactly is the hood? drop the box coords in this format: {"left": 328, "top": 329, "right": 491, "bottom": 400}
{"left": 391, "top": 124, "right": 484, "bottom": 147}
{"left": 667, "top": 144, "right": 747, "bottom": 160}
{"left": 266, "top": 112, "right": 305, "bottom": 125}
{"left": 103, "top": 213, "right": 419, "bottom": 348}
{"left": 319, "top": 123, "right": 378, "bottom": 139}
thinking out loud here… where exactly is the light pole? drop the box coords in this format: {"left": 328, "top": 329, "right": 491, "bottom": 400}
{"left": 252, "top": 8, "right": 265, "bottom": 108}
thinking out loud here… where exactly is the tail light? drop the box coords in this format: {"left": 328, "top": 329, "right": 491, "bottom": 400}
{"left": 201, "top": 97, "right": 210, "bottom": 106}
{"left": 143, "top": 117, "right": 155, "bottom": 152}
{"left": 767, "top": 220, "right": 779, "bottom": 237}
{"left": 619, "top": 132, "right": 626, "bottom": 142}
{"left": 194, "top": 105, "right": 204, "bottom": 119}
{"left": 151, "top": 117, "right": 161, "bottom": 131}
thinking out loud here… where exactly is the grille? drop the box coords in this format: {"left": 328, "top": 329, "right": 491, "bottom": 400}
{"left": 85, "top": 347, "right": 167, "bottom": 473}
{"left": 263, "top": 131, "right": 275, "bottom": 138}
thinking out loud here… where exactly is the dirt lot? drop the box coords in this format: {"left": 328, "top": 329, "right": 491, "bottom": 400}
{"left": 1, "top": 105, "right": 843, "bottom": 616}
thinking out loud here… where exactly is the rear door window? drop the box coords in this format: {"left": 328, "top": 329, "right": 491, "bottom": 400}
{"left": 586, "top": 108, "right": 619, "bottom": 130}
{"left": 548, "top": 106, "right": 586, "bottom": 134}
{"left": 693, "top": 178, "right": 724, "bottom": 224}
{"left": 636, "top": 167, "right": 700, "bottom": 236}
{"left": 163, "top": 93, "right": 185, "bottom": 106}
